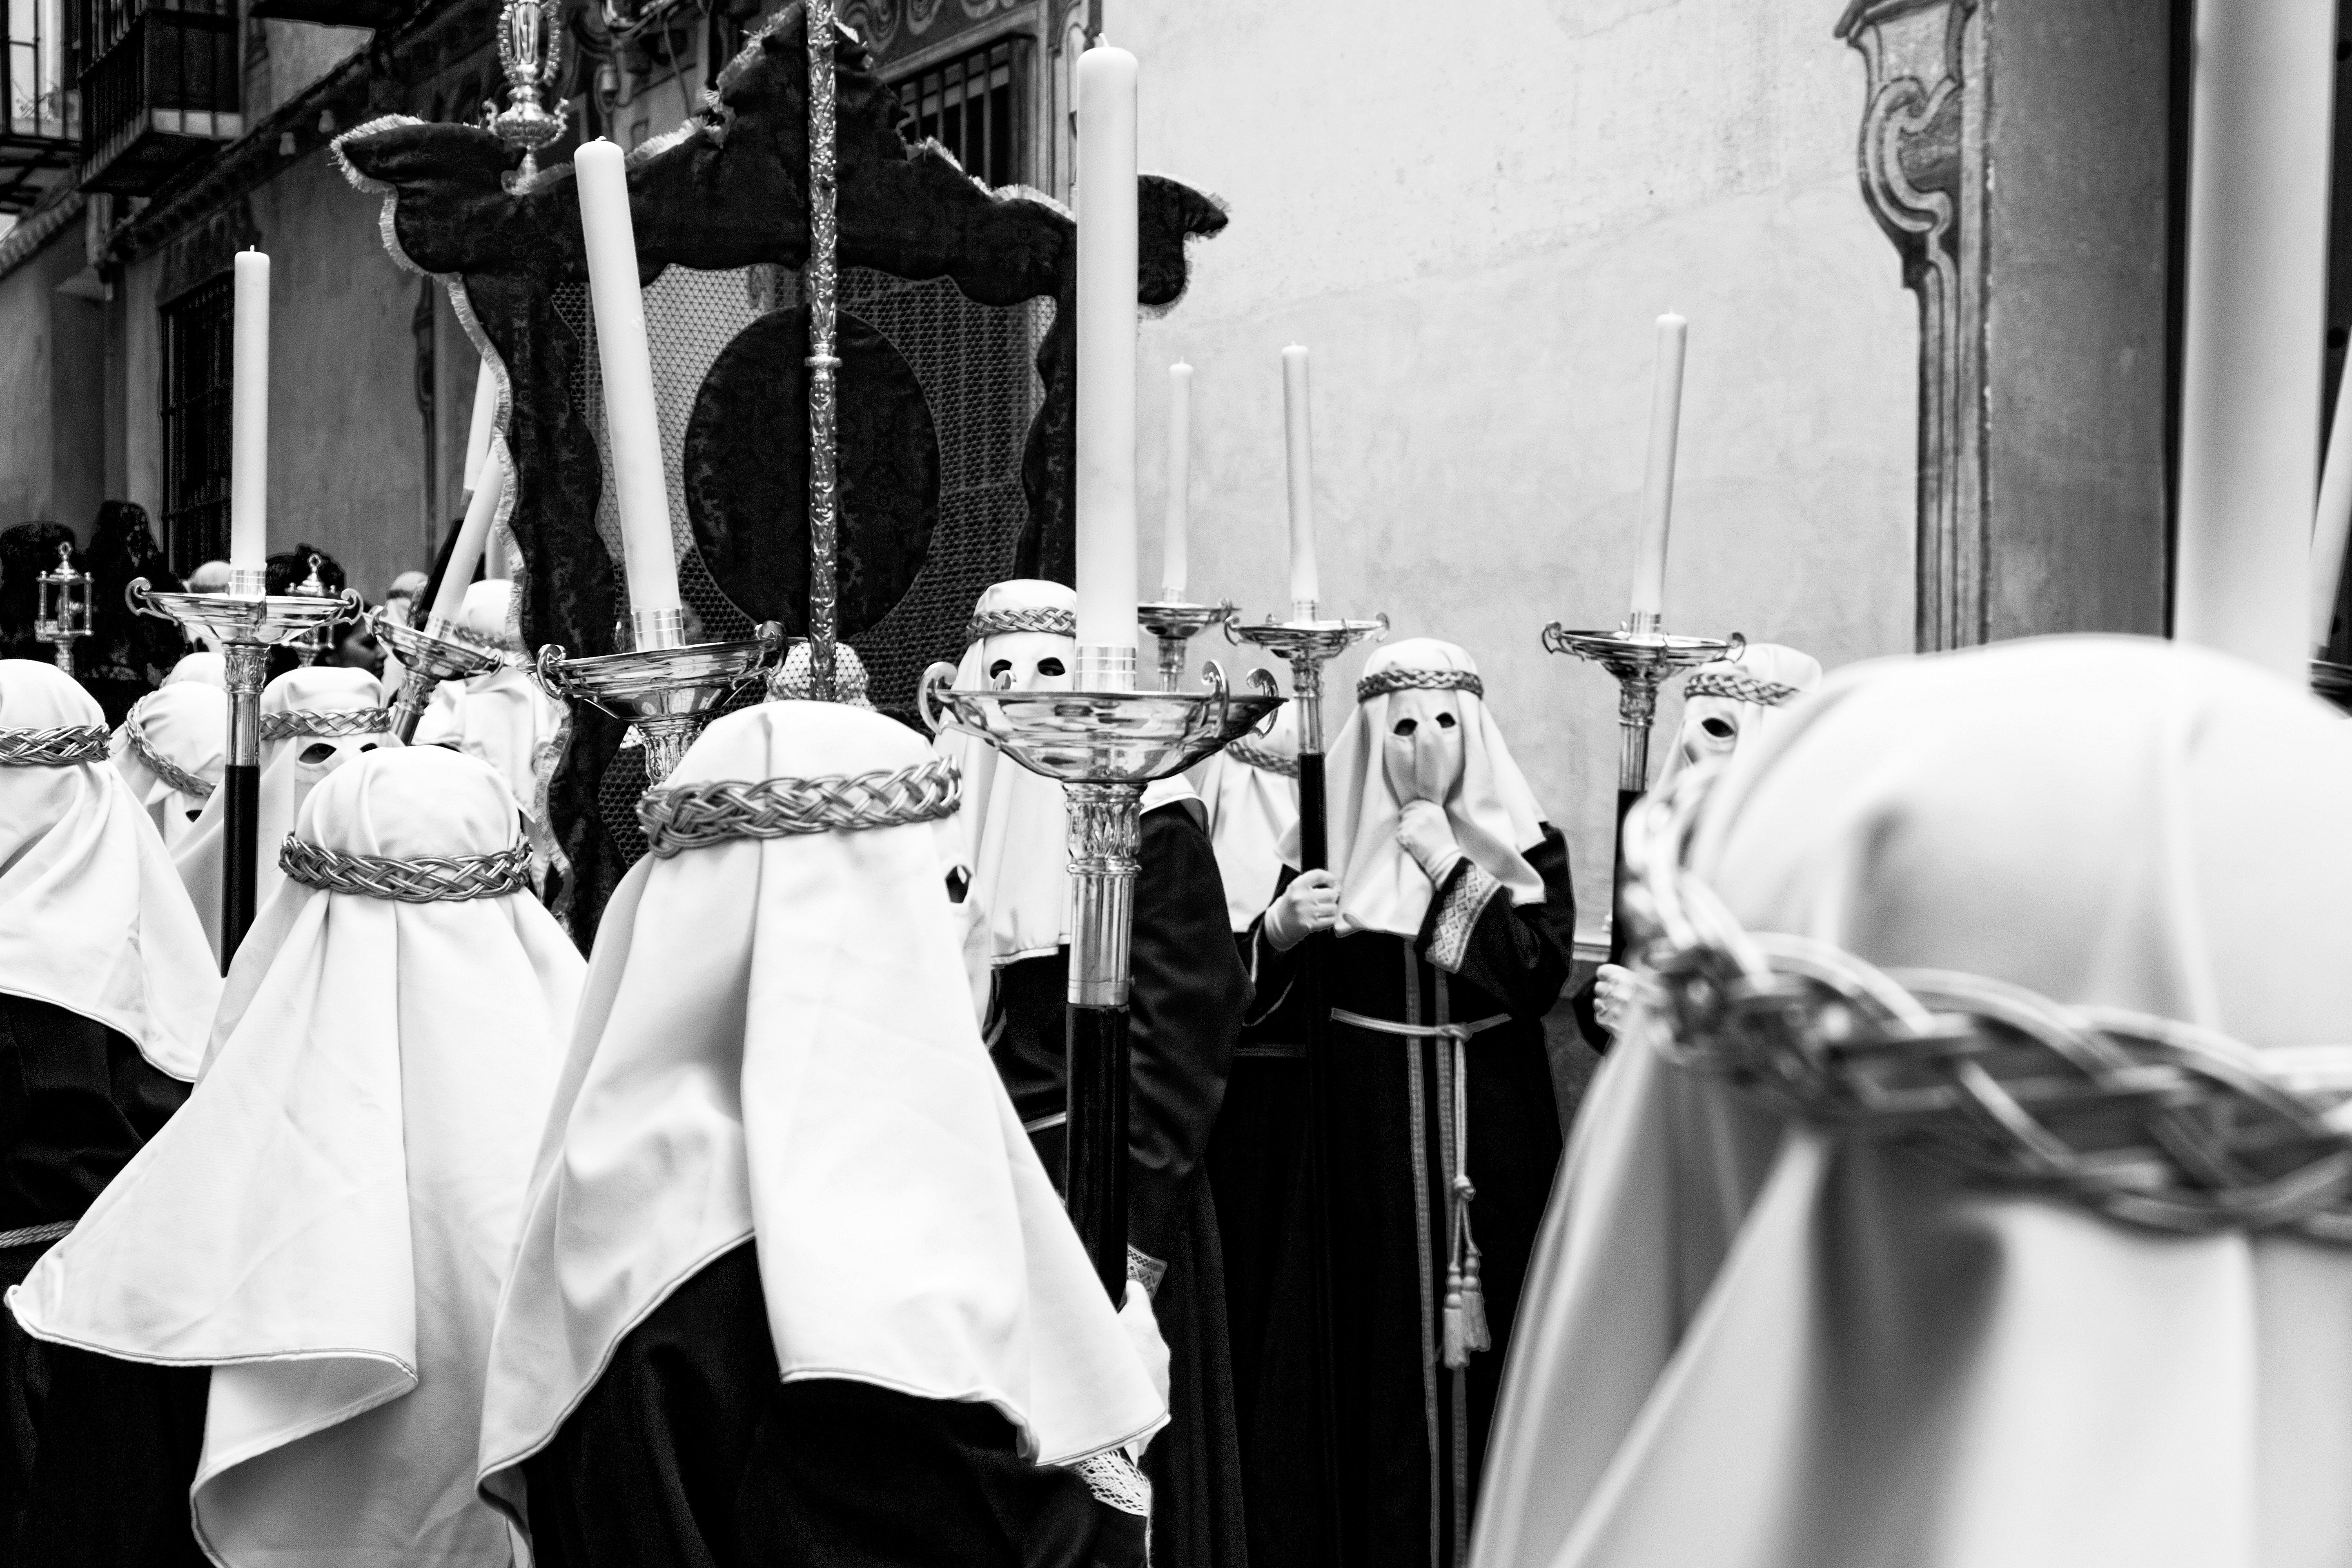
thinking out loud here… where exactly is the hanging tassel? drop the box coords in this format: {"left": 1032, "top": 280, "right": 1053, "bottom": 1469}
{"left": 1442, "top": 1175, "right": 1490, "bottom": 1369}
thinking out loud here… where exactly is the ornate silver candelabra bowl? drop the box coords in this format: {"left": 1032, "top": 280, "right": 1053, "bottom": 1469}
{"left": 370, "top": 607, "right": 510, "bottom": 743}
{"left": 1135, "top": 599, "right": 1236, "bottom": 692}
{"left": 534, "top": 622, "right": 785, "bottom": 785}
{"left": 1540, "top": 618, "right": 1740, "bottom": 793}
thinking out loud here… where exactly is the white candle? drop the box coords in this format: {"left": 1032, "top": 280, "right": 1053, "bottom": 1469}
{"left": 229, "top": 250, "right": 270, "bottom": 581}
{"left": 1281, "top": 344, "right": 1317, "bottom": 611}
{"left": 2311, "top": 350, "right": 2352, "bottom": 654}
{"left": 462, "top": 355, "right": 498, "bottom": 496}
{"left": 1074, "top": 46, "right": 1140, "bottom": 659}
{"left": 574, "top": 138, "right": 684, "bottom": 639}
{"left": 2175, "top": 0, "right": 2332, "bottom": 678}
{"left": 430, "top": 445, "right": 505, "bottom": 627}
{"left": 1628, "top": 313, "right": 1688, "bottom": 624}
{"left": 1162, "top": 361, "right": 1192, "bottom": 599}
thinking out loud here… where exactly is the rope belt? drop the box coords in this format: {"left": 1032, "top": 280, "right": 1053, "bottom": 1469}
{"left": 1224, "top": 738, "right": 1298, "bottom": 778}
{"left": 1332, "top": 998, "right": 1508, "bottom": 1568}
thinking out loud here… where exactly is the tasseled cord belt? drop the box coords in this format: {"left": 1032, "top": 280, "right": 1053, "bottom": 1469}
{"left": 1330, "top": 1002, "right": 1507, "bottom": 1566}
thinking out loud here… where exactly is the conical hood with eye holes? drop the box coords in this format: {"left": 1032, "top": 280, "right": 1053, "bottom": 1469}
{"left": 172, "top": 666, "right": 395, "bottom": 963}
{"left": 1285, "top": 637, "right": 1548, "bottom": 940}
{"left": 1655, "top": 641, "right": 1822, "bottom": 787}
{"left": 1194, "top": 702, "right": 1300, "bottom": 933}
{"left": 110, "top": 682, "right": 228, "bottom": 851}
{"left": 932, "top": 578, "right": 1194, "bottom": 969}
{"left": 12, "top": 744, "right": 582, "bottom": 1568}
{"left": 0, "top": 659, "right": 220, "bottom": 1080}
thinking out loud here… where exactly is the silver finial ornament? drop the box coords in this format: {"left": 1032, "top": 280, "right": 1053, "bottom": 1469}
{"left": 490, "top": 0, "right": 567, "bottom": 183}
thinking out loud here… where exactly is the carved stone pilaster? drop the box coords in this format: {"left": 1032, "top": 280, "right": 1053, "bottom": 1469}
{"left": 1838, "top": 0, "right": 1987, "bottom": 651}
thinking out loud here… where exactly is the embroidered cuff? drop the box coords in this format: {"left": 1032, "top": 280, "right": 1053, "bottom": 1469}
{"left": 1427, "top": 863, "right": 1503, "bottom": 974}
{"left": 1069, "top": 1449, "right": 1153, "bottom": 1518}
{"left": 1127, "top": 1245, "right": 1168, "bottom": 1299}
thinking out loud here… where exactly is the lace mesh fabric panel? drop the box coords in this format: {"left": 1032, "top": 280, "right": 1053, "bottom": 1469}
{"left": 557, "top": 264, "right": 1047, "bottom": 721}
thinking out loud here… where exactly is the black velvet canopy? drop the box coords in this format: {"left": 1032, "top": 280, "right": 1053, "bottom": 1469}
{"left": 335, "top": 5, "right": 1227, "bottom": 941}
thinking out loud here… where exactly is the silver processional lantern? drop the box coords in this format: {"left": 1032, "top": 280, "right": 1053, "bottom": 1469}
{"left": 33, "top": 543, "right": 92, "bottom": 674}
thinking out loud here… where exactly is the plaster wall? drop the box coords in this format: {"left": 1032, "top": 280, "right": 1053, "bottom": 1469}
{"left": 120, "top": 151, "right": 430, "bottom": 595}
{"left": 0, "top": 227, "right": 105, "bottom": 537}
{"left": 1121, "top": 0, "right": 1918, "bottom": 939}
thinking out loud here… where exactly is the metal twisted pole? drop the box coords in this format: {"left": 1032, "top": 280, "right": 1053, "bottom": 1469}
{"left": 805, "top": 0, "right": 841, "bottom": 702}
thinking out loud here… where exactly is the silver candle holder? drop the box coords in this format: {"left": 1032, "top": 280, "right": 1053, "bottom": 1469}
{"left": 34, "top": 543, "right": 91, "bottom": 674}
{"left": 128, "top": 570, "right": 360, "bottom": 962}
{"left": 921, "top": 654, "right": 1283, "bottom": 1298}
{"left": 488, "top": 0, "right": 566, "bottom": 184}
{"left": 1136, "top": 598, "right": 1236, "bottom": 692}
{"left": 1541, "top": 611, "right": 1737, "bottom": 959}
{"left": 370, "top": 606, "right": 509, "bottom": 744}
{"left": 534, "top": 613, "right": 786, "bottom": 786}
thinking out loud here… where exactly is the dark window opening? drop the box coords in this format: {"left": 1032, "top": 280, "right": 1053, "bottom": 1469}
{"left": 894, "top": 38, "right": 1021, "bottom": 189}
{"left": 160, "top": 272, "right": 235, "bottom": 576}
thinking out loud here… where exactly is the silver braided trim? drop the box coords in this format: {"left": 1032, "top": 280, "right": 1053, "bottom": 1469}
{"left": 1624, "top": 766, "right": 2352, "bottom": 1241}
{"left": 0, "top": 1220, "right": 72, "bottom": 1250}
{"left": 1069, "top": 1450, "right": 1153, "bottom": 1519}
{"left": 1355, "top": 666, "right": 1484, "bottom": 704}
{"left": 123, "top": 698, "right": 216, "bottom": 801}
{"left": 1224, "top": 738, "right": 1298, "bottom": 778}
{"left": 279, "top": 837, "right": 534, "bottom": 902}
{"left": 638, "top": 759, "right": 961, "bottom": 858}
{"left": 964, "top": 606, "right": 1075, "bottom": 646}
{"left": 1684, "top": 671, "right": 1801, "bottom": 706}
{"left": 261, "top": 707, "right": 392, "bottom": 741}
{"left": 0, "top": 726, "right": 109, "bottom": 766}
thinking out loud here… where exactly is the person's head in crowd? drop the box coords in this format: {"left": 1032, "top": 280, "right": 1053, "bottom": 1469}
{"left": 333, "top": 617, "right": 384, "bottom": 678}
{"left": 162, "top": 651, "right": 227, "bottom": 691}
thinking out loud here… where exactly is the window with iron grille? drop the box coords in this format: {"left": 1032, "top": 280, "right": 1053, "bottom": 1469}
{"left": 160, "top": 272, "right": 234, "bottom": 575}
{"left": 894, "top": 38, "right": 1021, "bottom": 189}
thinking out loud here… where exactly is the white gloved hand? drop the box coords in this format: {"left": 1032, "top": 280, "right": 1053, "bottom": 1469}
{"left": 1264, "top": 868, "right": 1341, "bottom": 951}
{"left": 1396, "top": 799, "right": 1465, "bottom": 886}
{"left": 1120, "top": 1279, "right": 1172, "bottom": 1413}
{"left": 1592, "top": 962, "right": 1654, "bottom": 1039}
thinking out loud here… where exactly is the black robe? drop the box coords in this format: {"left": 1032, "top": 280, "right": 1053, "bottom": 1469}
{"left": 0, "top": 996, "right": 207, "bottom": 1568}
{"left": 521, "top": 1241, "right": 1147, "bottom": 1568}
{"left": 1234, "top": 828, "right": 1573, "bottom": 1568}
{"left": 982, "top": 800, "right": 1252, "bottom": 1568}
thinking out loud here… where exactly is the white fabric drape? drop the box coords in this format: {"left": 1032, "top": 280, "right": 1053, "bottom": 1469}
{"left": 1472, "top": 635, "right": 2352, "bottom": 1568}
{"left": 413, "top": 582, "right": 560, "bottom": 829}
{"left": 111, "top": 683, "right": 228, "bottom": 851}
{"left": 174, "top": 667, "right": 393, "bottom": 963}
{"left": 162, "top": 651, "right": 227, "bottom": 691}
{"left": 1194, "top": 704, "right": 1298, "bottom": 933}
{"left": 0, "top": 660, "right": 220, "bottom": 1080}
{"left": 12, "top": 744, "right": 581, "bottom": 1568}
{"left": 480, "top": 700, "right": 1165, "bottom": 1526}
{"left": 1286, "top": 637, "right": 1546, "bottom": 939}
